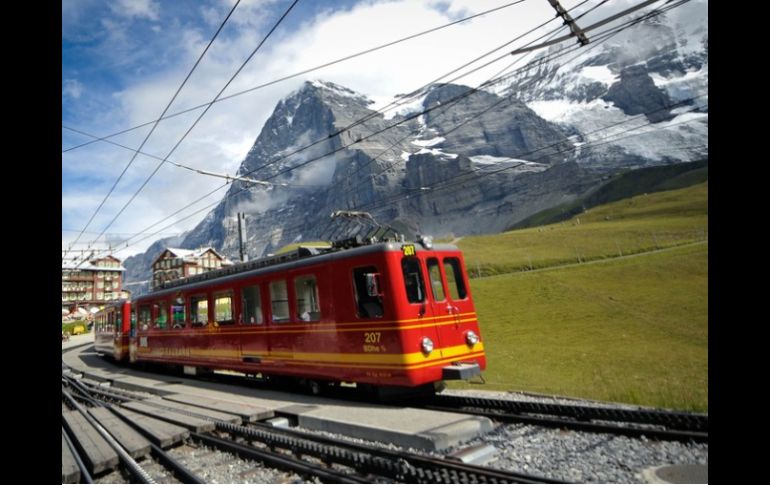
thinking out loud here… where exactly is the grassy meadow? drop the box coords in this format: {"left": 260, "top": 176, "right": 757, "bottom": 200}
{"left": 449, "top": 182, "right": 708, "bottom": 412}
{"left": 457, "top": 182, "right": 708, "bottom": 277}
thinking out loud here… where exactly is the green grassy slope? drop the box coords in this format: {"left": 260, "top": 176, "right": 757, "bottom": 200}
{"left": 450, "top": 182, "right": 708, "bottom": 411}
{"left": 460, "top": 243, "right": 708, "bottom": 411}
{"left": 512, "top": 159, "right": 707, "bottom": 229}
{"left": 458, "top": 182, "right": 708, "bottom": 277}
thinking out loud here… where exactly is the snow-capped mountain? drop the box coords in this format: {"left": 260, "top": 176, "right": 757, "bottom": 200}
{"left": 500, "top": 1, "right": 708, "bottom": 169}
{"left": 122, "top": 3, "right": 707, "bottom": 293}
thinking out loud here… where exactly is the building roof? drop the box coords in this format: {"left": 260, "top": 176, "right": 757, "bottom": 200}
{"left": 152, "top": 247, "right": 232, "bottom": 266}
{"left": 62, "top": 260, "right": 125, "bottom": 272}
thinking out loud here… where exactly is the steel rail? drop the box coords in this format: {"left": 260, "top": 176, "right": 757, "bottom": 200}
{"left": 229, "top": 421, "right": 564, "bottom": 484}
{"left": 428, "top": 395, "right": 708, "bottom": 432}
{"left": 192, "top": 432, "right": 372, "bottom": 484}
{"left": 62, "top": 425, "right": 94, "bottom": 484}
{"left": 62, "top": 388, "right": 156, "bottom": 483}
{"left": 425, "top": 405, "right": 708, "bottom": 443}
{"left": 62, "top": 375, "right": 206, "bottom": 484}
{"left": 70, "top": 376, "right": 563, "bottom": 483}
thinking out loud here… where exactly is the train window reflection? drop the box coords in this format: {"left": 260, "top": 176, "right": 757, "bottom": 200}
{"left": 153, "top": 302, "right": 168, "bottom": 329}
{"left": 215, "top": 294, "right": 234, "bottom": 324}
{"left": 171, "top": 303, "right": 185, "bottom": 329}
{"left": 242, "top": 285, "right": 263, "bottom": 324}
{"left": 295, "top": 276, "right": 320, "bottom": 322}
{"left": 270, "top": 280, "right": 290, "bottom": 322}
{"left": 444, "top": 258, "right": 467, "bottom": 300}
{"left": 353, "top": 266, "right": 383, "bottom": 318}
{"left": 427, "top": 258, "right": 446, "bottom": 301}
{"left": 139, "top": 305, "right": 151, "bottom": 331}
{"left": 401, "top": 257, "right": 425, "bottom": 303}
{"left": 191, "top": 295, "right": 208, "bottom": 326}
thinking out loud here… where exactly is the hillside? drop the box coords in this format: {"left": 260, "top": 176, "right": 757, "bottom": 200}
{"left": 511, "top": 159, "right": 708, "bottom": 229}
{"left": 458, "top": 181, "right": 708, "bottom": 277}
{"left": 453, "top": 183, "right": 708, "bottom": 411}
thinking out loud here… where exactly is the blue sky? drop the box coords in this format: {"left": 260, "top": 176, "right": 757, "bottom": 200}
{"left": 62, "top": 0, "right": 695, "bottom": 259}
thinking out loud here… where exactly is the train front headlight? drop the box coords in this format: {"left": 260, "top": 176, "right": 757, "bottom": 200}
{"left": 465, "top": 330, "right": 479, "bottom": 346}
{"left": 421, "top": 337, "right": 434, "bottom": 354}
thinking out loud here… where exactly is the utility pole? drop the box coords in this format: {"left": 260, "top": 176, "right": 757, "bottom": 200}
{"left": 237, "top": 212, "right": 246, "bottom": 262}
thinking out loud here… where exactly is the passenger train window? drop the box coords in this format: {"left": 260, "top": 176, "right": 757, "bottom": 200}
{"left": 153, "top": 302, "right": 168, "bottom": 329}
{"left": 171, "top": 302, "right": 185, "bottom": 329}
{"left": 295, "top": 275, "right": 320, "bottom": 322}
{"left": 270, "top": 280, "right": 290, "bottom": 323}
{"left": 242, "top": 285, "right": 263, "bottom": 324}
{"left": 130, "top": 309, "right": 137, "bottom": 336}
{"left": 215, "top": 293, "right": 234, "bottom": 324}
{"left": 190, "top": 295, "right": 208, "bottom": 327}
{"left": 444, "top": 258, "right": 467, "bottom": 300}
{"left": 353, "top": 266, "right": 383, "bottom": 319}
{"left": 139, "top": 305, "right": 151, "bottom": 331}
{"left": 401, "top": 258, "right": 425, "bottom": 303}
{"left": 427, "top": 258, "right": 446, "bottom": 301}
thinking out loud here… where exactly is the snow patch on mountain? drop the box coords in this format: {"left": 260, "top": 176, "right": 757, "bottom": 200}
{"left": 377, "top": 92, "right": 429, "bottom": 120}
{"left": 411, "top": 136, "right": 445, "bottom": 147}
{"left": 579, "top": 65, "right": 618, "bottom": 85}
{"left": 527, "top": 98, "right": 617, "bottom": 124}
{"left": 415, "top": 147, "right": 457, "bottom": 159}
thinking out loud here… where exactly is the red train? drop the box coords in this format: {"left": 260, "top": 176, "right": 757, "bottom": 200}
{"left": 94, "top": 299, "right": 131, "bottom": 361}
{"left": 95, "top": 238, "right": 486, "bottom": 394}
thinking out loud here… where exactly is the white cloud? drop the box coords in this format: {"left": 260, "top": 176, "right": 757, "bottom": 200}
{"left": 64, "top": 0, "right": 698, "bottom": 258}
{"left": 111, "top": 0, "right": 160, "bottom": 21}
{"left": 63, "top": 79, "right": 84, "bottom": 99}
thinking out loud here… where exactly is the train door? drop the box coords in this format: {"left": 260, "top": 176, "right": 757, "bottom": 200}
{"left": 399, "top": 246, "right": 442, "bottom": 356}
{"left": 112, "top": 308, "right": 120, "bottom": 358}
{"left": 128, "top": 306, "right": 138, "bottom": 363}
{"left": 266, "top": 277, "right": 293, "bottom": 361}
{"left": 420, "top": 252, "right": 452, "bottom": 355}
{"left": 432, "top": 254, "right": 474, "bottom": 350}
{"left": 239, "top": 283, "right": 268, "bottom": 366}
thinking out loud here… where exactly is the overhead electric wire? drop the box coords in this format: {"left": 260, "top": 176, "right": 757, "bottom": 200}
{"left": 80, "top": 0, "right": 301, "bottom": 255}
{"left": 329, "top": 1, "right": 582, "bottom": 139}
{"left": 505, "top": 0, "right": 664, "bottom": 55}
{"left": 353, "top": 107, "right": 708, "bottom": 216}
{"left": 232, "top": 109, "right": 709, "bottom": 251}
{"left": 72, "top": 5, "right": 578, "bottom": 257}
{"left": 329, "top": 6, "right": 592, "bottom": 197}
{"left": 61, "top": 124, "right": 325, "bottom": 188}
{"left": 62, "top": 0, "right": 532, "bottom": 154}
{"left": 324, "top": 0, "right": 635, "bottom": 208}
{"left": 62, "top": 0, "right": 243, "bottom": 262}
{"left": 254, "top": 94, "right": 708, "bottom": 244}
{"left": 82, "top": 0, "right": 699, "bottom": 260}
{"left": 93, "top": 94, "right": 707, "bottom": 261}
{"left": 63, "top": 33, "right": 569, "bottom": 262}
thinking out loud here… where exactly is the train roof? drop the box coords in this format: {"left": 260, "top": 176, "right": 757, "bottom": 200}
{"left": 142, "top": 239, "right": 459, "bottom": 299}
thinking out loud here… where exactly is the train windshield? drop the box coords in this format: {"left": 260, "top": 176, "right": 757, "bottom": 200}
{"left": 401, "top": 257, "right": 425, "bottom": 303}
{"left": 353, "top": 266, "right": 383, "bottom": 318}
{"left": 443, "top": 257, "right": 467, "bottom": 300}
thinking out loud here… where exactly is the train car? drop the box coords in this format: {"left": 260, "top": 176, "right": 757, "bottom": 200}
{"left": 94, "top": 300, "right": 132, "bottom": 361}
{"left": 128, "top": 237, "right": 486, "bottom": 394}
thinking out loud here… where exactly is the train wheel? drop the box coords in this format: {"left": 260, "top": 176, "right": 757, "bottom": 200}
{"left": 308, "top": 380, "right": 321, "bottom": 396}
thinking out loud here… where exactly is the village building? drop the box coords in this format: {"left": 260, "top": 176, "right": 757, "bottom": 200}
{"left": 62, "top": 255, "right": 125, "bottom": 313}
{"left": 151, "top": 247, "right": 233, "bottom": 289}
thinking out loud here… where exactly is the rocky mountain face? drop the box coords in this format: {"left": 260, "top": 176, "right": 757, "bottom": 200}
{"left": 502, "top": 3, "right": 708, "bottom": 170}
{"left": 167, "top": 80, "right": 592, "bottom": 263}
{"left": 124, "top": 3, "right": 708, "bottom": 294}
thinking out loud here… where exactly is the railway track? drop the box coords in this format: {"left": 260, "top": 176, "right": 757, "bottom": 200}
{"left": 63, "top": 370, "right": 563, "bottom": 483}
{"left": 422, "top": 394, "right": 708, "bottom": 443}
{"left": 62, "top": 384, "right": 202, "bottom": 483}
